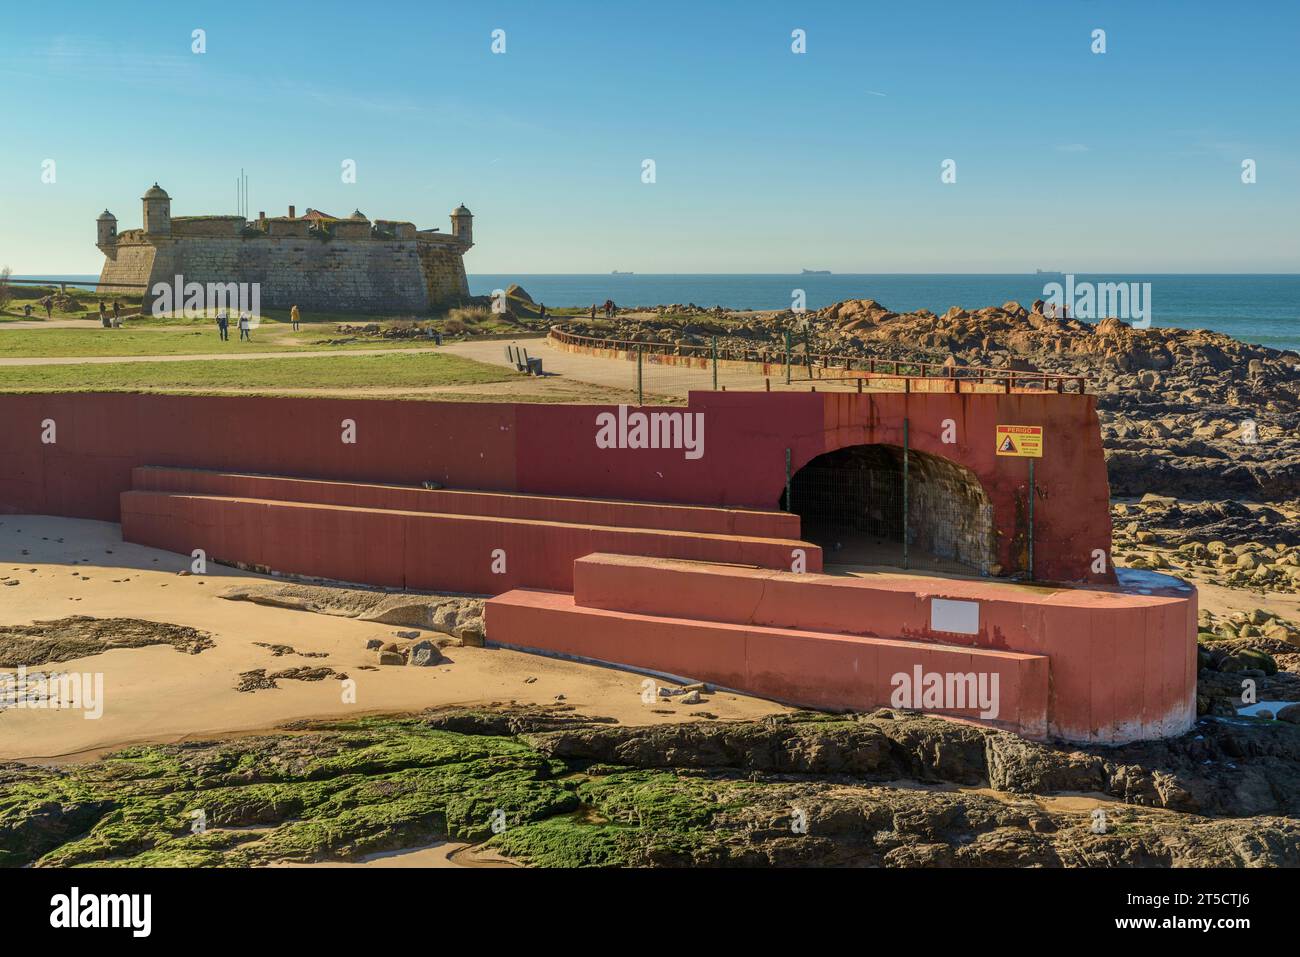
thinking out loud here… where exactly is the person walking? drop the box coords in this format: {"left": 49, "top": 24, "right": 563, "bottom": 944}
{"left": 216, "top": 308, "right": 229, "bottom": 341}
{"left": 42, "top": 297, "right": 52, "bottom": 320}
{"left": 238, "top": 311, "right": 251, "bottom": 341}
{"left": 590, "top": 303, "right": 597, "bottom": 320}
{"left": 290, "top": 304, "right": 300, "bottom": 331}
{"left": 538, "top": 302, "right": 547, "bottom": 322}
{"left": 112, "top": 300, "right": 121, "bottom": 324}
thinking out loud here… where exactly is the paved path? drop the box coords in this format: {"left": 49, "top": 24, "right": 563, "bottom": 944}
{"left": 2, "top": 319, "right": 106, "bottom": 329}
{"left": 439, "top": 335, "right": 848, "bottom": 398}
{"left": 0, "top": 346, "right": 442, "bottom": 367}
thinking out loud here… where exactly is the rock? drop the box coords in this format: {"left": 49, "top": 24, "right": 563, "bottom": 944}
{"left": 394, "top": 630, "right": 421, "bottom": 640}
{"left": 1221, "top": 649, "right": 1278, "bottom": 675}
{"left": 365, "top": 638, "right": 383, "bottom": 650}
{"left": 679, "top": 690, "right": 702, "bottom": 704}
{"left": 377, "top": 650, "right": 406, "bottom": 666}
{"left": 1276, "top": 703, "right": 1300, "bottom": 725}
{"left": 456, "top": 621, "right": 485, "bottom": 647}
{"left": 408, "top": 640, "right": 444, "bottom": 667}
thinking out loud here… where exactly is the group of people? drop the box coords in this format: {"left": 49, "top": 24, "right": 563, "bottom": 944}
{"left": 97, "top": 300, "right": 123, "bottom": 328}
{"left": 214, "top": 304, "right": 301, "bottom": 341}
{"left": 215, "top": 308, "right": 255, "bottom": 341}
{"left": 590, "top": 299, "right": 617, "bottom": 319}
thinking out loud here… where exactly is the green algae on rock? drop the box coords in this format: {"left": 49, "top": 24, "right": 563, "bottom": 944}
{"left": 3, "top": 708, "right": 1300, "bottom": 868}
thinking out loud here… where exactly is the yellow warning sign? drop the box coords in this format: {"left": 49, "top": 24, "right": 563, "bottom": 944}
{"left": 996, "top": 425, "right": 1043, "bottom": 457}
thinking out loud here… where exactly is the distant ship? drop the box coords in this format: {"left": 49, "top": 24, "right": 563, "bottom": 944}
{"left": 1035, "top": 269, "right": 1063, "bottom": 275}
{"left": 610, "top": 270, "right": 634, "bottom": 275}
{"left": 801, "top": 268, "right": 831, "bottom": 275}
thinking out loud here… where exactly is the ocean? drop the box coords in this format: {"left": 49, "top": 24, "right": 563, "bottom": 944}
{"left": 13, "top": 273, "right": 1299, "bottom": 352}
{"left": 471, "top": 274, "right": 1300, "bottom": 354}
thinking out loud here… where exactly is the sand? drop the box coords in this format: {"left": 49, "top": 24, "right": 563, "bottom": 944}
{"left": 267, "top": 841, "right": 515, "bottom": 869}
{"left": 0, "top": 515, "right": 786, "bottom": 762}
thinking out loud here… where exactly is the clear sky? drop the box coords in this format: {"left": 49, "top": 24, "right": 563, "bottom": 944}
{"left": 1, "top": 0, "right": 1296, "bottom": 274}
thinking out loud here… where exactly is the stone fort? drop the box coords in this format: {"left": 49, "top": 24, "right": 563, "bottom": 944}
{"left": 96, "top": 184, "right": 474, "bottom": 313}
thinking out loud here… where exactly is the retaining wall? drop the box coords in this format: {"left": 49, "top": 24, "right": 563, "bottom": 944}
{"left": 0, "top": 388, "right": 1113, "bottom": 582}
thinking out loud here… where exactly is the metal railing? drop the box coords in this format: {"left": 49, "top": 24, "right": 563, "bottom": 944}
{"left": 548, "top": 327, "right": 1088, "bottom": 395}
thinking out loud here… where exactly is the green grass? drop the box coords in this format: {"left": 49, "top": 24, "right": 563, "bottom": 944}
{"left": 0, "top": 327, "right": 473, "bottom": 358}
{"left": 0, "top": 285, "right": 144, "bottom": 322}
{"left": 0, "top": 351, "right": 518, "bottom": 393}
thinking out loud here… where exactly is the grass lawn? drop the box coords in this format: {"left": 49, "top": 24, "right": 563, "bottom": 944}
{"left": 0, "top": 351, "right": 518, "bottom": 393}
{"left": 0, "top": 326, "right": 481, "bottom": 358}
{"left": 0, "top": 286, "right": 144, "bottom": 322}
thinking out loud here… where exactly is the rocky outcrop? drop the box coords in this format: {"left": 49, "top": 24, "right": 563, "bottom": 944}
{"left": 4, "top": 707, "right": 1298, "bottom": 868}
{"left": 220, "top": 583, "right": 484, "bottom": 641}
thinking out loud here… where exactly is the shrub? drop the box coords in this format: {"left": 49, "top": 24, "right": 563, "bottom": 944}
{"left": 448, "top": 306, "right": 491, "bottom": 325}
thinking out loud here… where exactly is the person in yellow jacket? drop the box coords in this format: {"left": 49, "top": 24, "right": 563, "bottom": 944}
{"left": 290, "top": 304, "right": 301, "bottom": 331}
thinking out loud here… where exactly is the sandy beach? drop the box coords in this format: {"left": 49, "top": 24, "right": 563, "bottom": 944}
{"left": 0, "top": 514, "right": 784, "bottom": 763}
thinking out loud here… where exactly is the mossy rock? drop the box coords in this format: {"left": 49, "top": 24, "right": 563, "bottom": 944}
{"left": 1220, "top": 649, "right": 1278, "bottom": 676}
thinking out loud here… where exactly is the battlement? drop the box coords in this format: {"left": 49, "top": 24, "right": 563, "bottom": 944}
{"left": 96, "top": 184, "right": 474, "bottom": 312}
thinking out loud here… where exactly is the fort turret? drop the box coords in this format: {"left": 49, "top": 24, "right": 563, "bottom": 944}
{"left": 96, "top": 210, "right": 118, "bottom": 254}
{"left": 451, "top": 204, "right": 473, "bottom": 248}
{"left": 142, "top": 183, "right": 171, "bottom": 236}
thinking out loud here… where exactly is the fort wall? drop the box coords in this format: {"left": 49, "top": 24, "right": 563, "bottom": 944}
{"left": 95, "top": 186, "right": 473, "bottom": 313}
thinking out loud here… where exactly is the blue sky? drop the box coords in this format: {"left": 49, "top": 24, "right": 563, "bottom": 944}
{"left": 2, "top": 0, "right": 1296, "bottom": 274}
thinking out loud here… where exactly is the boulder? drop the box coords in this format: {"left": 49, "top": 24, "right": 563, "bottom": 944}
{"left": 408, "top": 640, "right": 444, "bottom": 667}
{"left": 1276, "top": 703, "right": 1300, "bottom": 725}
{"left": 456, "top": 620, "right": 486, "bottom": 647}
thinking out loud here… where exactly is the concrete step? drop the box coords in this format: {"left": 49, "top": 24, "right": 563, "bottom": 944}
{"left": 566, "top": 553, "right": 1196, "bottom": 744}
{"left": 485, "top": 588, "right": 1049, "bottom": 738}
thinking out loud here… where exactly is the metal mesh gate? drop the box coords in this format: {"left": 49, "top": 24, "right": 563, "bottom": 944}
{"left": 782, "top": 444, "right": 995, "bottom": 575}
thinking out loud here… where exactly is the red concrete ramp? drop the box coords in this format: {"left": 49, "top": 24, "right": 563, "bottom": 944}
{"left": 130, "top": 467, "right": 801, "bottom": 539}
{"left": 120, "top": 474, "right": 820, "bottom": 593}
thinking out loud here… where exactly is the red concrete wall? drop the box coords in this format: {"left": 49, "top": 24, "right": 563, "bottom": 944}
{"left": 120, "top": 491, "right": 821, "bottom": 593}
{"left": 567, "top": 554, "right": 1196, "bottom": 743}
{"left": 486, "top": 589, "right": 1050, "bottom": 738}
{"left": 131, "top": 467, "right": 801, "bottom": 538}
{"left": 0, "top": 390, "right": 1112, "bottom": 582}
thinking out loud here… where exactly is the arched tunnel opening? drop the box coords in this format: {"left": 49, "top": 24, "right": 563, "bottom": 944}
{"left": 780, "top": 444, "right": 996, "bottom": 575}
